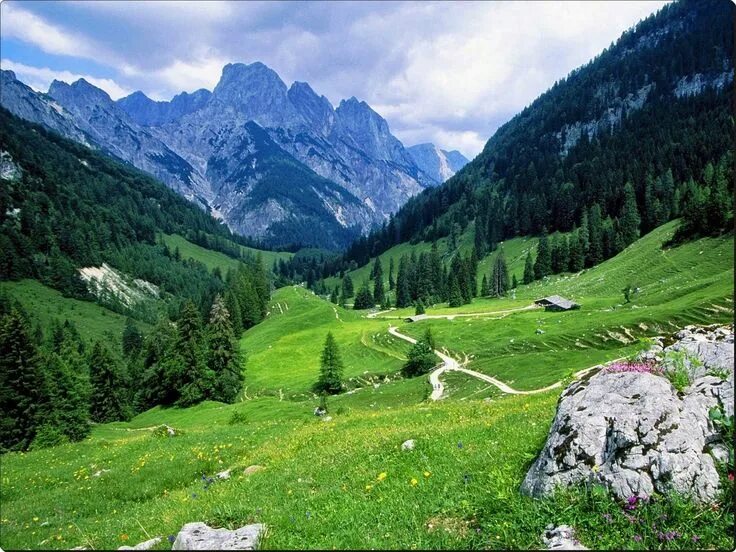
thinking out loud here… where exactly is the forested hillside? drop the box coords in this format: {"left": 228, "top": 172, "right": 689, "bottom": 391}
{"left": 343, "top": 0, "right": 733, "bottom": 267}
{"left": 0, "top": 108, "right": 275, "bottom": 452}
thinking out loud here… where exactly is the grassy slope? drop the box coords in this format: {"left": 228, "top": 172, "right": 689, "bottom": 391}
{"left": 159, "top": 234, "right": 293, "bottom": 275}
{"left": 241, "top": 286, "right": 412, "bottom": 397}
{"left": 397, "top": 222, "right": 733, "bottom": 389}
{"left": 1, "top": 222, "right": 733, "bottom": 550}
{"left": 323, "top": 222, "right": 538, "bottom": 295}
{"left": 0, "top": 279, "right": 148, "bottom": 345}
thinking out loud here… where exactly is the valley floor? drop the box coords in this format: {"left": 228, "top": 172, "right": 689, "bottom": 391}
{"left": 1, "top": 222, "right": 733, "bottom": 550}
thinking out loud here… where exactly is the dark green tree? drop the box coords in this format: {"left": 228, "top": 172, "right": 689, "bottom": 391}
{"left": 401, "top": 336, "right": 436, "bottom": 378}
{"left": 174, "top": 301, "right": 212, "bottom": 407}
{"left": 0, "top": 306, "right": 45, "bottom": 451}
{"left": 122, "top": 318, "right": 144, "bottom": 358}
{"left": 314, "top": 332, "right": 344, "bottom": 395}
{"left": 619, "top": 183, "right": 641, "bottom": 246}
{"left": 395, "top": 256, "right": 412, "bottom": 308}
{"left": 523, "top": 251, "right": 535, "bottom": 284}
{"left": 207, "top": 295, "right": 242, "bottom": 403}
{"left": 534, "top": 229, "right": 552, "bottom": 280}
{"left": 353, "top": 282, "right": 374, "bottom": 310}
{"left": 415, "top": 299, "right": 425, "bottom": 315}
{"left": 89, "top": 341, "right": 131, "bottom": 423}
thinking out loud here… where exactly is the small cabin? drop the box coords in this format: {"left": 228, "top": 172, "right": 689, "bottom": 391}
{"left": 405, "top": 314, "right": 428, "bottom": 323}
{"left": 534, "top": 295, "right": 580, "bottom": 312}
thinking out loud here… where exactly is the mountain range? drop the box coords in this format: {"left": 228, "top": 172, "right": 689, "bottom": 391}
{"left": 0, "top": 63, "right": 467, "bottom": 249}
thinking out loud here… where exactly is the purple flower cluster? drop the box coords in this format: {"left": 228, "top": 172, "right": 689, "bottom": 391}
{"left": 657, "top": 530, "right": 680, "bottom": 542}
{"left": 604, "top": 361, "right": 662, "bottom": 375}
{"left": 623, "top": 494, "right": 648, "bottom": 511}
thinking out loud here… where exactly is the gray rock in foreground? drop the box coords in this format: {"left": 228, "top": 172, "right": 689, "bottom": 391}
{"left": 118, "top": 536, "right": 161, "bottom": 550}
{"left": 542, "top": 525, "right": 588, "bottom": 550}
{"left": 522, "top": 325, "right": 734, "bottom": 504}
{"left": 172, "top": 522, "right": 265, "bottom": 550}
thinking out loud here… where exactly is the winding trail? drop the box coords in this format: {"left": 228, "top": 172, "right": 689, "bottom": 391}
{"left": 388, "top": 325, "right": 617, "bottom": 400}
{"left": 369, "top": 304, "right": 539, "bottom": 320}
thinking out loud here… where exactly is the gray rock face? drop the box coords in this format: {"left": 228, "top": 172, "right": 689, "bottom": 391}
{"left": 172, "top": 522, "right": 265, "bottom": 550}
{"left": 406, "top": 143, "right": 469, "bottom": 185}
{"left": 118, "top": 89, "right": 212, "bottom": 126}
{"left": 521, "top": 325, "right": 734, "bottom": 504}
{"left": 45, "top": 78, "right": 211, "bottom": 206}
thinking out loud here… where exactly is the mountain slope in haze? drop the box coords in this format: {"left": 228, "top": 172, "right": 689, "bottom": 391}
{"left": 0, "top": 62, "right": 455, "bottom": 249}
{"left": 344, "top": 0, "right": 733, "bottom": 266}
{"left": 407, "top": 143, "right": 469, "bottom": 184}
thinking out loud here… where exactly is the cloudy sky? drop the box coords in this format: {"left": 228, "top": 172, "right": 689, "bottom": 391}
{"left": 1, "top": 0, "right": 667, "bottom": 158}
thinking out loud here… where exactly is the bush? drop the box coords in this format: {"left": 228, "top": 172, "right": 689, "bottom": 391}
{"left": 228, "top": 411, "right": 248, "bottom": 425}
{"left": 30, "top": 424, "right": 69, "bottom": 450}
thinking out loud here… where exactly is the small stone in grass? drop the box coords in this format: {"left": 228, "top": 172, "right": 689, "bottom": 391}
{"left": 401, "top": 439, "right": 415, "bottom": 451}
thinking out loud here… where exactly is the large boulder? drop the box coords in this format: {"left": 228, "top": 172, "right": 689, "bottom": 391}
{"left": 521, "top": 325, "right": 733, "bottom": 503}
{"left": 172, "top": 522, "right": 265, "bottom": 550}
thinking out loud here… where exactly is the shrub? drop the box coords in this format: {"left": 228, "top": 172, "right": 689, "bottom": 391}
{"left": 30, "top": 424, "right": 69, "bottom": 450}
{"left": 228, "top": 411, "right": 248, "bottom": 425}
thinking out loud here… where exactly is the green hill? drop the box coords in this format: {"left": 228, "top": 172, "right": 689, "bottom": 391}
{"left": 2, "top": 220, "right": 732, "bottom": 550}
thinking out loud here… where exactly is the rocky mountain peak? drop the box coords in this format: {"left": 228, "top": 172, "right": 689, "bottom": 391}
{"left": 287, "top": 81, "right": 335, "bottom": 135}
{"left": 212, "top": 62, "right": 302, "bottom": 128}
{"left": 49, "top": 78, "right": 113, "bottom": 107}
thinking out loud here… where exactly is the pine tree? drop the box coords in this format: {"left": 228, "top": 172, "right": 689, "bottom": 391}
{"left": 122, "top": 318, "right": 144, "bottom": 358}
{"left": 447, "top": 273, "right": 463, "bottom": 308}
{"left": 207, "top": 295, "right": 242, "bottom": 403}
{"left": 314, "top": 332, "right": 344, "bottom": 395}
{"left": 342, "top": 274, "right": 354, "bottom": 299}
{"left": 174, "top": 301, "right": 211, "bottom": 407}
{"left": 0, "top": 306, "right": 45, "bottom": 451}
{"left": 373, "top": 265, "right": 385, "bottom": 307}
{"left": 330, "top": 286, "right": 339, "bottom": 304}
{"left": 89, "top": 341, "right": 131, "bottom": 423}
{"left": 480, "top": 274, "right": 490, "bottom": 296}
{"left": 523, "top": 251, "right": 535, "bottom": 284}
{"left": 422, "top": 328, "right": 436, "bottom": 351}
{"left": 586, "top": 204, "right": 604, "bottom": 267}
{"left": 512, "top": 274, "right": 519, "bottom": 289}
{"left": 534, "top": 229, "right": 552, "bottom": 280}
{"left": 568, "top": 229, "right": 584, "bottom": 272}
{"left": 490, "top": 249, "right": 510, "bottom": 296}
{"left": 388, "top": 258, "right": 396, "bottom": 291}
{"left": 619, "top": 183, "right": 641, "bottom": 246}
{"left": 224, "top": 289, "right": 243, "bottom": 337}
{"left": 415, "top": 299, "right": 425, "bottom": 315}
{"left": 353, "top": 281, "right": 374, "bottom": 310}
{"left": 395, "top": 257, "right": 412, "bottom": 308}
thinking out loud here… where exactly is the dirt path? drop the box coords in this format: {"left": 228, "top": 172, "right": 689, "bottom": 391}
{"left": 388, "top": 325, "right": 617, "bottom": 400}
{"left": 369, "top": 304, "right": 539, "bottom": 320}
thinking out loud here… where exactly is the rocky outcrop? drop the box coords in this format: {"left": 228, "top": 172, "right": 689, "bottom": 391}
{"left": 521, "top": 325, "right": 733, "bottom": 504}
{"left": 406, "top": 143, "right": 469, "bottom": 185}
{"left": 171, "top": 522, "right": 265, "bottom": 550}
{"left": 118, "top": 536, "right": 161, "bottom": 550}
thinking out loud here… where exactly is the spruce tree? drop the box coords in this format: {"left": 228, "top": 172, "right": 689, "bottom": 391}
{"left": 402, "top": 333, "right": 436, "bottom": 378}
{"left": 534, "top": 229, "right": 552, "bottom": 280}
{"left": 447, "top": 274, "right": 463, "bottom": 308}
{"left": 512, "top": 274, "right": 519, "bottom": 289}
{"left": 0, "top": 306, "right": 45, "bottom": 451}
{"left": 89, "top": 341, "right": 131, "bottom": 423}
{"left": 330, "top": 286, "right": 339, "bottom": 304}
{"left": 490, "top": 249, "right": 510, "bottom": 296}
{"left": 122, "top": 318, "right": 144, "bottom": 358}
{"left": 388, "top": 258, "right": 396, "bottom": 291}
{"left": 480, "top": 274, "right": 490, "bottom": 296}
{"left": 586, "top": 204, "right": 604, "bottom": 267}
{"left": 174, "top": 301, "right": 211, "bottom": 407}
{"left": 208, "top": 295, "right": 242, "bottom": 403}
{"left": 395, "top": 257, "right": 412, "bottom": 308}
{"left": 353, "top": 282, "right": 374, "bottom": 310}
{"left": 523, "top": 251, "right": 535, "bottom": 284}
{"left": 314, "top": 332, "right": 344, "bottom": 395}
{"left": 568, "top": 229, "right": 585, "bottom": 272}
{"left": 342, "top": 274, "right": 354, "bottom": 299}
{"left": 224, "top": 289, "right": 243, "bottom": 337}
{"left": 373, "top": 269, "right": 385, "bottom": 307}
{"left": 619, "top": 183, "right": 641, "bottom": 246}
{"left": 415, "top": 299, "right": 425, "bottom": 315}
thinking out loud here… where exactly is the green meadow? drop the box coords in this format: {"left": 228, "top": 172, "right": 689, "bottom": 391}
{"left": 1, "top": 221, "right": 733, "bottom": 550}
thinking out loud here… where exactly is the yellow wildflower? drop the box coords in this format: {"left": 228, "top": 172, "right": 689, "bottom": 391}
{"left": 423, "top": 471, "right": 431, "bottom": 478}
{"left": 410, "top": 478, "right": 418, "bottom": 486}
{"left": 365, "top": 484, "right": 373, "bottom": 491}
{"left": 377, "top": 472, "right": 387, "bottom": 481}
{"left": 33, "top": 517, "right": 39, "bottom": 522}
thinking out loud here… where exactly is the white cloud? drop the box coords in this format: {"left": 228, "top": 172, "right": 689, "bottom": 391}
{"left": 0, "top": 3, "right": 117, "bottom": 64}
{"left": 1, "top": 59, "right": 133, "bottom": 100}
{"left": 2, "top": 1, "right": 670, "bottom": 157}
